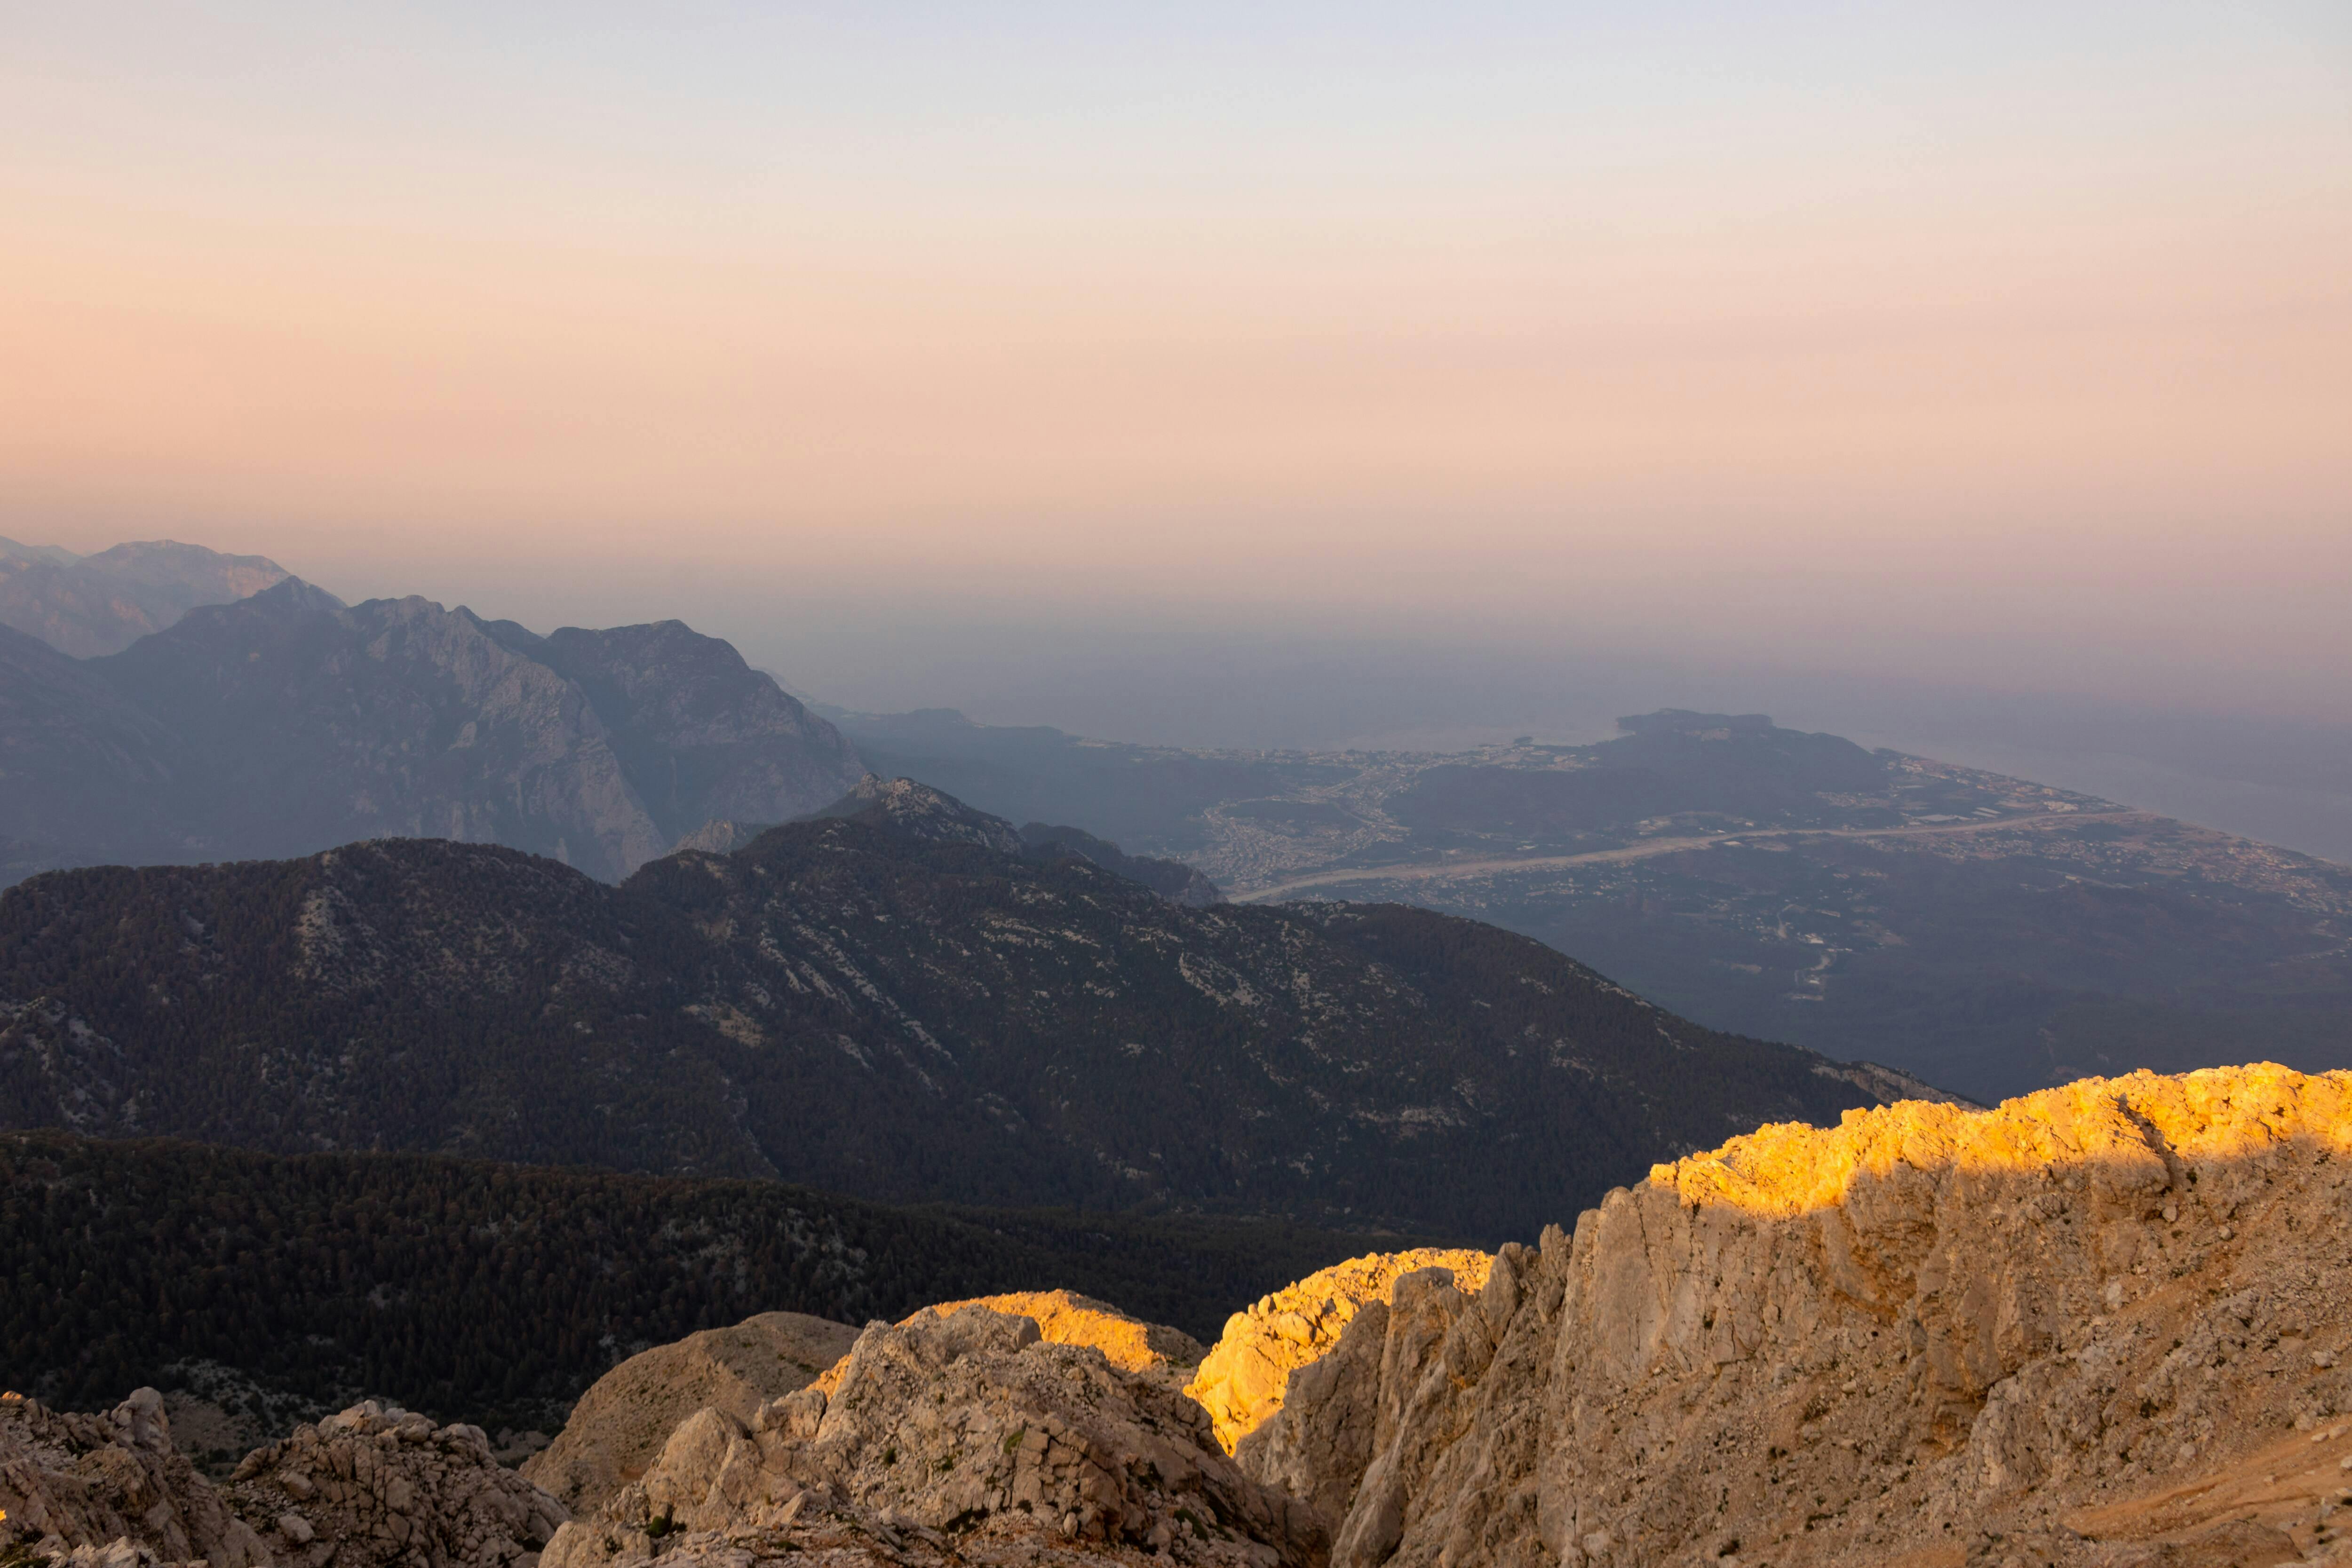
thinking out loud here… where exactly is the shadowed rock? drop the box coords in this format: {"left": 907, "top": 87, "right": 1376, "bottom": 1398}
{"left": 524, "top": 1312, "right": 859, "bottom": 1515}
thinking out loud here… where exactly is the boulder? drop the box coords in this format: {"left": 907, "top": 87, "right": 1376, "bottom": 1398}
{"left": 523, "top": 1311, "right": 856, "bottom": 1514}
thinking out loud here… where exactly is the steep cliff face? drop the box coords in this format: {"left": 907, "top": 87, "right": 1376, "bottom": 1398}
{"left": 97, "top": 585, "right": 667, "bottom": 878}
{"left": 1245, "top": 1063, "right": 2352, "bottom": 1567}
{"left": 0, "top": 581, "right": 864, "bottom": 883}
{"left": 538, "top": 621, "right": 865, "bottom": 847}
{"left": 1190, "top": 1251, "right": 1495, "bottom": 1456}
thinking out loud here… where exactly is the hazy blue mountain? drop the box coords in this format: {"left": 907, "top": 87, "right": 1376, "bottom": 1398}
{"left": 0, "top": 580, "right": 865, "bottom": 883}
{"left": 0, "top": 536, "right": 290, "bottom": 657}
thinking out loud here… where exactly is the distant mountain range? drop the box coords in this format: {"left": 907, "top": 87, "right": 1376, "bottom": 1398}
{"left": 0, "top": 536, "right": 290, "bottom": 657}
{"left": 825, "top": 705, "right": 2352, "bottom": 1102}
{"left": 0, "top": 577, "right": 865, "bottom": 881}
{"left": 0, "top": 778, "right": 1934, "bottom": 1240}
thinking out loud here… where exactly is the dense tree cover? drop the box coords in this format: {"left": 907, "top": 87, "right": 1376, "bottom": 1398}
{"left": 0, "top": 1131, "right": 1400, "bottom": 1431}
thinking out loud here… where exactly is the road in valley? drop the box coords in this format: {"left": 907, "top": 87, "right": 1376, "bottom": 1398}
{"left": 1229, "top": 810, "right": 2150, "bottom": 903}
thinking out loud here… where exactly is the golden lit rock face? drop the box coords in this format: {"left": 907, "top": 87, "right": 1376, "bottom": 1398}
{"left": 1245, "top": 1064, "right": 2352, "bottom": 1568}
{"left": 811, "top": 1290, "right": 1205, "bottom": 1399}
{"left": 1185, "top": 1250, "right": 1494, "bottom": 1454}
{"left": 1653, "top": 1061, "right": 2352, "bottom": 1219}
{"left": 906, "top": 1291, "right": 1206, "bottom": 1379}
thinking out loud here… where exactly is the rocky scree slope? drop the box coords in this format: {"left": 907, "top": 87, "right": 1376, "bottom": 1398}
{"left": 0, "top": 782, "right": 1914, "bottom": 1236}
{"left": 0, "top": 579, "right": 863, "bottom": 883}
{"left": 1224, "top": 1063, "right": 2352, "bottom": 1567}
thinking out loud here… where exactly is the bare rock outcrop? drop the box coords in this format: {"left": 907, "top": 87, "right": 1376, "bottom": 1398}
{"left": 1188, "top": 1251, "right": 1494, "bottom": 1455}
{"left": 1254, "top": 1064, "right": 2352, "bottom": 1566}
{"left": 226, "top": 1401, "right": 566, "bottom": 1568}
{"left": 0, "top": 1388, "right": 272, "bottom": 1567}
{"left": 543, "top": 1304, "right": 1321, "bottom": 1568}
{"left": 896, "top": 1291, "right": 1205, "bottom": 1383}
{"left": 523, "top": 1312, "right": 857, "bottom": 1514}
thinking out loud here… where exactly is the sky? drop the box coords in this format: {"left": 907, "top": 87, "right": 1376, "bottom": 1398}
{"left": 5, "top": 2, "right": 2350, "bottom": 733}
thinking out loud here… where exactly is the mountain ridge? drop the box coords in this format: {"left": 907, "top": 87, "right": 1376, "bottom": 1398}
{"left": 0, "top": 784, "right": 1921, "bottom": 1239}
{"left": 0, "top": 578, "right": 865, "bottom": 883}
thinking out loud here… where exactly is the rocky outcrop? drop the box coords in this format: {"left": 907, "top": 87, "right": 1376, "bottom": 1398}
{"left": 807, "top": 776, "right": 1023, "bottom": 854}
{"left": 1189, "top": 1250, "right": 1494, "bottom": 1454}
{"left": 896, "top": 1291, "right": 1205, "bottom": 1383}
{"left": 226, "top": 1401, "right": 566, "bottom": 1568}
{"left": 524, "top": 1312, "right": 858, "bottom": 1514}
{"left": 0, "top": 1388, "right": 272, "bottom": 1566}
{"left": 1248, "top": 1064, "right": 2352, "bottom": 1566}
{"left": 543, "top": 1305, "right": 1321, "bottom": 1568}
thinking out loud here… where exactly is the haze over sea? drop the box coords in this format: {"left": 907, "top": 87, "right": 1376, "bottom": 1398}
{"left": 6, "top": 3, "right": 2347, "bottom": 853}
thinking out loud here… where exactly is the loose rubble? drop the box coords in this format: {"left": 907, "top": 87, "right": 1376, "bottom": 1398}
{"left": 227, "top": 1401, "right": 567, "bottom": 1568}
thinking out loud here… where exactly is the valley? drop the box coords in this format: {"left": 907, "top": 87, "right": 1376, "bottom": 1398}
{"left": 840, "top": 708, "right": 2352, "bottom": 1104}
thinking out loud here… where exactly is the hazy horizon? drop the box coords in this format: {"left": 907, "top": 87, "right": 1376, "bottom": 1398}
{"left": 6, "top": 3, "right": 2347, "bottom": 844}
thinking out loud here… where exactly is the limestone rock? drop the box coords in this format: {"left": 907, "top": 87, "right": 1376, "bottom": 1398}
{"left": 543, "top": 1304, "right": 1320, "bottom": 1568}
{"left": 524, "top": 1311, "right": 858, "bottom": 1514}
{"left": 0, "top": 1387, "right": 272, "bottom": 1567}
{"left": 897, "top": 1291, "right": 1205, "bottom": 1382}
{"left": 1187, "top": 1249, "right": 1493, "bottom": 1453}
{"left": 226, "top": 1400, "right": 566, "bottom": 1568}
{"left": 1253, "top": 1064, "right": 2352, "bottom": 1567}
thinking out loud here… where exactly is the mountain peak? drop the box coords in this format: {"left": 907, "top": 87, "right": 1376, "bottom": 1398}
{"left": 804, "top": 775, "right": 1023, "bottom": 855}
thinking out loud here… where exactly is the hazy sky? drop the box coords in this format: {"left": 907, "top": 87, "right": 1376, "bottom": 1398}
{"left": 5, "top": 2, "right": 2349, "bottom": 721}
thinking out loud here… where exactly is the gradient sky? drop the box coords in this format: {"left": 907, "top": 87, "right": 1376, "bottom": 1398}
{"left": 5, "top": 3, "right": 2349, "bottom": 721}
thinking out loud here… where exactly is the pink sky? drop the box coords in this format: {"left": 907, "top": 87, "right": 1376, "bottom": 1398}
{"left": 4, "top": 4, "right": 2347, "bottom": 719}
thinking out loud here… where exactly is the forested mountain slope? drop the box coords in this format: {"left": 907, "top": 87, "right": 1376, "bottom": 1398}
{"left": 0, "top": 1129, "right": 1393, "bottom": 1435}
{"left": 0, "top": 783, "right": 1923, "bottom": 1239}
